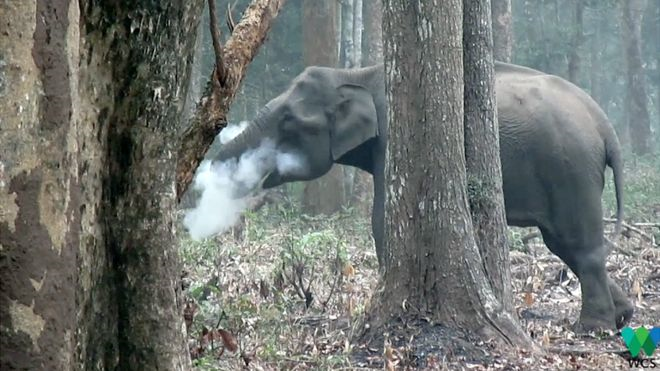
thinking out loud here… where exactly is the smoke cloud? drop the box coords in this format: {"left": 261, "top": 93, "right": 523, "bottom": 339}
{"left": 183, "top": 122, "right": 307, "bottom": 240}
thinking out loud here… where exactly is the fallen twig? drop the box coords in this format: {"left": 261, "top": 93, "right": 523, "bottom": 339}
{"left": 546, "top": 346, "right": 629, "bottom": 356}
{"left": 604, "top": 237, "right": 638, "bottom": 257}
{"left": 521, "top": 231, "right": 541, "bottom": 245}
{"left": 604, "top": 217, "right": 656, "bottom": 243}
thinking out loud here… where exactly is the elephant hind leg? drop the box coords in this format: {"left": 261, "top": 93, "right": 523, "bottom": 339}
{"left": 609, "top": 278, "right": 634, "bottom": 329}
{"left": 539, "top": 226, "right": 617, "bottom": 331}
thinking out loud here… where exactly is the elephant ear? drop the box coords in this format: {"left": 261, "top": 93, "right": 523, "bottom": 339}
{"left": 331, "top": 84, "right": 379, "bottom": 160}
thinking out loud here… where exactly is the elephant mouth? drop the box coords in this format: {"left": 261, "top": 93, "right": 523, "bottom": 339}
{"left": 231, "top": 171, "right": 273, "bottom": 199}
{"left": 261, "top": 170, "right": 281, "bottom": 190}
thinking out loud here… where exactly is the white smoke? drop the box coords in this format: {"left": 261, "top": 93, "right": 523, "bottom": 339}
{"left": 183, "top": 122, "right": 307, "bottom": 240}
{"left": 219, "top": 121, "right": 249, "bottom": 144}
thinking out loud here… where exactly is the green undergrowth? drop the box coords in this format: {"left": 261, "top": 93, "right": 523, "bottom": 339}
{"left": 603, "top": 152, "right": 660, "bottom": 223}
{"left": 179, "top": 199, "right": 376, "bottom": 369}
{"left": 178, "top": 154, "right": 657, "bottom": 369}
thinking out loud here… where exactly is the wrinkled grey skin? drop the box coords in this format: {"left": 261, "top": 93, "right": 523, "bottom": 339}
{"left": 215, "top": 62, "right": 632, "bottom": 332}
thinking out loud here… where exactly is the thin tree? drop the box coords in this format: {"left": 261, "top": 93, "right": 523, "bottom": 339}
{"left": 370, "top": 0, "right": 530, "bottom": 349}
{"left": 568, "top": 0, "right": 585, "bottom": 83}
{"left": 491, "top": 0, "right": 513, "bottom": 62}
{"left": 301, "top": 0, "right": 345, "bottom": 215}
{"left": 644, "top": 0, "right": 660, "bottom": 134}
{"left": 463, "top": 0, "right": 513, "bottom": 312}
{"left": 621, "top": 0, "right": 652, "bottom": 155}
{"left": 363, "top": 0, "right": 383, "bottom": 66}
{"left": 348, "top": 0, "right": 384, "bottom": 211}
{"left": 341, "top": 0, "right": 356, "bottom": 67}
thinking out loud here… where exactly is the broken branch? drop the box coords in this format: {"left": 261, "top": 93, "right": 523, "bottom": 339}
{"left": 176, "top": 0, "right": 287, "bottom": 201}
{"left": 604, "top": 217, "right": 656, "bottom": 243}
{"left": 208, "top": 0, "right": 227, "bottom": 86}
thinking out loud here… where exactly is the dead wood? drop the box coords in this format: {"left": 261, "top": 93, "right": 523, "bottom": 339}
{"left": 546, "top": 346, "right": 629, "bottom": 356}
{"left": 604, "top": 217, "right": 657, "bottom": 243}
{"left": 176, "top": 0, "right": 286, "bottom": 201}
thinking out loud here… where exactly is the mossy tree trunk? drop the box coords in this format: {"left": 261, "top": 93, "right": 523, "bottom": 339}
{"left": 369, "top": 0, "right": 531, "bottom": 349}
{"left": 463, "top": 0, "right": 514, "bottom": 314}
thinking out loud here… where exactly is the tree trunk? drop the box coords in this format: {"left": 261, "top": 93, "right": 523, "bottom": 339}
{"left": 645, "top": 0, "right": 660, "bottom": 132}
{"left": 621, "top": 0, "right": 652, "bottom": 156}
{"left": 363, "top": 0, "right": 383, "bottom": 66}
{"left": 352, "top": 0, "right": 363, "bottom": 67}
{"left": 343, "top": 0, "right": 382, "bottom": 215}
{"left": 301, "top": 0, "right": 345, "bottom": 215}
{"left": 463, "top": 0, "right": 513, "bottom": 313}
{"left": 1, "top": 1, "right": 204, "bottom": 369}
{"left": 341, "top": 0, "right": 355, "bottom": 67}
{"left": 341, "top": 0, "right": 364, "bottom": 205}
{"left": 370, "top": 0, "right": 530, "bottom": 348}
{"left": 491, "top": 0, "right": 512, "bottom": 62}
{"left": 1, "top": 2, "right": 83, "bottom": 368}
{"left": 567, "top": 0, "right": 584, "bottom": 83}
{"left": 589, "top": 20, "right": 601, "bottom": 106}
{"left": 99, "top": 2, "right": 203, "bottom": 368}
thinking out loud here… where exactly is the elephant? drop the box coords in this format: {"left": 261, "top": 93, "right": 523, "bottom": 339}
{"left": 213, "top": 62, "right": 632, "bottom": 332}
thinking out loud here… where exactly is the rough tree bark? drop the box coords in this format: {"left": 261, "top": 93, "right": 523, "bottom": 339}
{"left": 369, "top": 0, "right": 531, "bottom": 350}
{"left": 621, "top": 0, "right": 651, "bottom": 156}
{"left": 1, "top": 1, "right": 204, "bottom": 369}
{"left": 1, "top": 2, "right": 82, "bottom": 368}
{"left": 567, "top": 0, "right": 584, "bottom": 83}
{"left": 98, "top": 2, "right": 204, "bottom": 368}
{"left": 301, "top": 0, "right": 345, "bottom": 215}
{"left": 176, "top": 0, "right": 287, "bottom": 200}
{"left": 463, "top": 0, "right": 514, "bottom": 313}
{"left": 491, "top": 0, "right": 512, "bottom": 62}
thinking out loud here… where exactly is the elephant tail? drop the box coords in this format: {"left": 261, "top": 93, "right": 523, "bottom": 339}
{"left": 606, "top": 135, "right": 624, "bottom": 239}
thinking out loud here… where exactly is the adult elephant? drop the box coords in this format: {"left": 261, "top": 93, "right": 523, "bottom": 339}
{"left": 214, "top": 62, "right": 632, "bottom": 332}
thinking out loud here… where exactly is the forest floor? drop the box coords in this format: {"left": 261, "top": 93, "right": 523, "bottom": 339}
{"left": 179, "top": 155, "right": 659, "bottom": 370}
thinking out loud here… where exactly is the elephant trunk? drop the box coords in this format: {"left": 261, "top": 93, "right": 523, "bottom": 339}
{"left": 213, "top": 108, "right": 276, "bottom": 198}
{"left": 214, "top": 108, "right": 271, "bottom": 163}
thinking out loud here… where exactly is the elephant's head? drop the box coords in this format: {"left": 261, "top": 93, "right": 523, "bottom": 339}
{"left": 215, "top": 66, "right": 379, "bottom": 192}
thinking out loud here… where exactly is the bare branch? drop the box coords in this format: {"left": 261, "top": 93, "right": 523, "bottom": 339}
{"left": 177, "top": 0, "right": 286, "bottom": 200}
{"left": 208, "top": 0, "right": 227, "bottom": 86}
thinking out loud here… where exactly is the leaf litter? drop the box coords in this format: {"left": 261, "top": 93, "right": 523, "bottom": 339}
{"left": 179, "top": 193, "right": 658, "bottom": 370}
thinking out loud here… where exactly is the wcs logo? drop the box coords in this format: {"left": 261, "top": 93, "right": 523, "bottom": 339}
{"left": 621, "top": 327, "right": 660, "bottom": 368}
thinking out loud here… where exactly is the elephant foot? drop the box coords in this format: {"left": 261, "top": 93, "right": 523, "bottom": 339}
{"left": 572, "top": 319, "right": 615, "bottom": 335}
{"left": 614, "top": 305, "right": 634, "bottom": 329}
{"left": 572, "top": 316, "right": 616, "bottom": 334}
{"left": 609, "top": 278, "right": 634, "bottom": 329}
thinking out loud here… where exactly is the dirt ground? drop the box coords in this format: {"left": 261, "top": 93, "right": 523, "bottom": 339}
{"left": 179, "top": 199, "right": 658, "bottom": 370}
